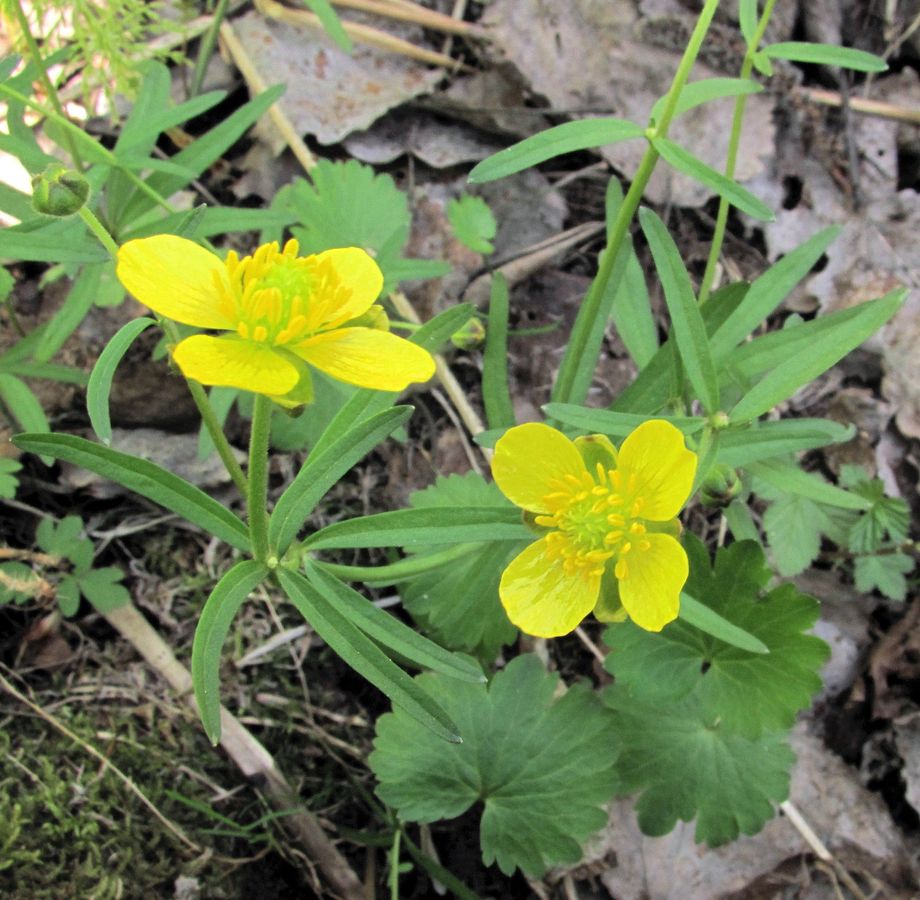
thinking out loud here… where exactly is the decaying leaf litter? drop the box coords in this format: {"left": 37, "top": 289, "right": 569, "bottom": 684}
{"left": 1, "top": 0, "right": 920, "bottom": 896}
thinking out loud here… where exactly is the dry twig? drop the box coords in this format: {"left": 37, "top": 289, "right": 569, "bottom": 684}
{"left": 103, "top": 603, "right": 366, "bottom": 900}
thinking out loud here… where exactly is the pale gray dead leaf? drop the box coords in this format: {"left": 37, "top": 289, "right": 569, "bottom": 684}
{"left": 403, "top": 169, "right": 568, "bottom": 316}
{"left": 482, "top": 0, "right": 775, "bottom": 207}
{"left": 591, "top": 724, "right": 912, "bottom": 900}
{"left": 60, "top": 428, "right": 245, "bottom": 497}
{"left": 751, "top": 94, "right": 920, "bottom": 438}
{"left": 802, "top": 0, "right": 845, "bottom": 47}
{"left": 232, "top": 11, "right": 442, "bottom": 150}
{"left": 232, "top": 141, "right": 302, "bottom": 203}
{"left": 344, "top": 110, "right": 505, "bottom": 167}
{"left": 424, "top": 66, "right": 549, "bottom": 139}
{"left": 796, "top": 569, "right": 875, "bottom": 699}
{"left": 894, "top": 714, "right": 920, "bottom": 816}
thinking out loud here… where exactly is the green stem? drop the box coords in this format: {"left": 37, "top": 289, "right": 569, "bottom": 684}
{"left": 78, "top": 206, "right": 119, "bottom": 258}
{"left": 10, "top": 1, "right": 84, "bottom": 170}
{"left": 0, "top": 82, "right": 176, "bottom": 219}
{"left": 159, "top": 320, "right": 249, "bottom": 496}
{"left": 698, "top": 0, "right": 778, "bottom": 304}
{"left": 247, "top": 393, "right": 273, "bottom": 562}
{"left": 551, "top": 0, "right": 721, "bottom": 406}
{"left": 314, "top": 543, "right": 480, "bottom": 585}
{"left": 71, "top": 146, "right": 246, "bottom": 501}
{"left": 389, "top": 827, "right": 401, "bottom": 900}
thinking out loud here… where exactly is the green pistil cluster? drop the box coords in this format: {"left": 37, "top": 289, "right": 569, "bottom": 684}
{"left": 537, "top": 467, "right": 652, "bottom": 579}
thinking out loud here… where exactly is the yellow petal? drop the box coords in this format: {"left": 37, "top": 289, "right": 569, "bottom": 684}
{"left": 616, "top": 419, "right": 697, "bottom": 520}
{"left": 492, "top": 423, "right": 587, "bottom": 514}
{"left": 117, "top": 235, "right": 233, "bottom": 329}
{"left": 309, "top": 248, "right": 384, "bottom": 330}
{"left": 617, "top": 532, "right": 687, "bottom": 632}
{"left": 291, "top": 327, "right": 435, "bottom": 390}
{"left": 172, "top": 335, "right": 299, "bottom": 395}
{"left": 500, "top": 537, "right": 601, "bottom": 638}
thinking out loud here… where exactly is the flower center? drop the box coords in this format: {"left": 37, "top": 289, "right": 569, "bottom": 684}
{"left": 218, "top": 239, "right": 350, "bottom": 346}
{"left": 535, "top": 465, "right": 652, "bottom": 579}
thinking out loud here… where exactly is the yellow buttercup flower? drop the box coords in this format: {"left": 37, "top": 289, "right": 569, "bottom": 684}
{"left": 116, "top": 235, "right": 436, "bottom": 403}
{"left": 492, "top": 420, "right": 697, "bottom": 637}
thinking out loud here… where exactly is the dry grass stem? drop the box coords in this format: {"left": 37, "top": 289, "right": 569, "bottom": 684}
{"left": 218, "top": 19, "right": 317, "bottom": 174}
{"left": 103, "top": 603, "right": 366, "bottom": 899}
{"left": 0, "top": 666, "right": 202, "bottom": 852}
{"left": 780, "top": 800, "right": 868, "bottom": 900}
{"left": 254, "top": 0, "right": 466, "bottom": 69}
{"left": 389, "top": 290, "right": 491, "bottom": 464}
{"left": 331, "top": 0, "right": 478, "bottom": 36}
{"left": 798, "top": 86, "right": 920, "bottom": 125}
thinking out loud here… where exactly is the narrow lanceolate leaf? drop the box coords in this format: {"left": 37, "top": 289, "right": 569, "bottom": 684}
{"left": 652, "top": 138, "right": 774, "bottom": 221}
{"left": 35, "top": 263, "right": 103, "bottom": 363}
{"left": 483, "top": 274, "right": 515, "bottom": 430}
{"left": 639, "top": 207, "right": 720, "bottom": 413}
{"left": 302, "top": 507, "right": 532, "bottom": 551}
{"left": 302, "top": 0, "right": 353, "bottom": 51}
{"left": 305, "top": 564, "right": 485, "bottom": 683}
{"left": 121, "top": 84, "right": 286, "bottom": 224}
{"left": 730, "top": 288, "right": 905, "bottom": 422}
{"left": 678, "top": 593, "right": 768, "bottom": 654}
{"left": 468, "top": 118, "right": 644, "bottom": 184}
{"left": 12, "top": 433, "right": 251, "bottom": 551}
{"left": 543, "top": 404, "right": 705, "bottom": 438}
{"left": 192, "top": 560, "right": 268, "bottom": 745}
{"left": 650, "top": 78, "right": 763, "bottom": 124}
{"left": 0, "top": 374, "right": 49, "bottom": 434}
{"left": 612, "top": 282, "right": 747, "bottom": 414}
{"left": 0, "top": 55, "right": 20, "bottom": 83}
{"left": 87, "top": 318, "right": 156, "bottom": 445}
{"left": 605, "top": 177, "right": 658, "bottom": 369}
{"left": 748, "top": 459, "right": 870, "bottom": 510}
{"left": 738, "top": 0, "right": 759, "bottom": 44}
{"left": 270, "top": 406, "right": 414, "bottom": 553}
{"left": 0, "top": 230, "right": 108, "bottom": 264}
{"left": 764, "top": 42, "right": 887, "bottom": 73}
{"left": 716, "top": 418, "right": 855, "bottom": 468}
{"left": 709, "top": 227, "right": 840, "bottom": 361}
{"left": 278, "top": 568, "right": 461, "bottom": 743}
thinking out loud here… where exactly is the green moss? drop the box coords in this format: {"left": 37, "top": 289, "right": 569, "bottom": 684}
{"left": 0, "top": 699, "right": 285, "bottom": 899}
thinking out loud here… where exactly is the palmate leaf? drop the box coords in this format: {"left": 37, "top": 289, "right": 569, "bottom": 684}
{"left": 839, "top": 464, "right": 910, "bottom": 553}
{"left": 448, "top": 195, "right": 496, "bottom": 255}
{"left": 0, "top": 458, "right": 21, "bottom": 499}
{"left": 603, "top": 537, "right": 829, "bottom": 740}
{"left": 284, "top": 159, "right": 449, "bottom": 293}
{"left": 370, "top": 654, "right": 620, "bottom": 877}
{"left": 604, "top": 689, "right": 794, "bottom": 846}
{"left": 853, "top": 553, "right": 914, "bottom": 602}
{"left": 401, "top": 472, "right": 522, "bottom": 661}
{"left": 761, "top": 491, "right": 830, "bottom": 576}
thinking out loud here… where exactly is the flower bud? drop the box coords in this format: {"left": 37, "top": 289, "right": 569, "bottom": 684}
{"left": 31, "top": 164, "right": 90, "bottom": 217}
{"left": 700, "top": 464, "right": 742, "bottom": 509}
{"left": 450, "top": 316, "right": 486, "bottom": 350}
